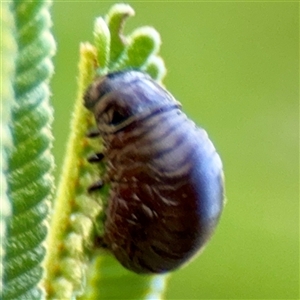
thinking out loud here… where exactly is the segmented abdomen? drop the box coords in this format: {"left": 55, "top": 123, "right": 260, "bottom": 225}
{"left": 103, "top": 107, "right": 223, "bottom": 273}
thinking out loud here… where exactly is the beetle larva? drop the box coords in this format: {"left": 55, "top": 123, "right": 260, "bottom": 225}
{"left": 84, "top": 70, "right": 224, "bottom": 274}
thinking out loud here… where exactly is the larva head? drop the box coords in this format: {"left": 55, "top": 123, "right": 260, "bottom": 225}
{"left": 84, "top": 70, "right": 179, "bottom": 132}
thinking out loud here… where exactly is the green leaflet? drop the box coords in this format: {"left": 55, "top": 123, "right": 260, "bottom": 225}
{"left": 111, "top": 26, "right": 161, "bottom": 70}
{"left": 94, "top": 17, "right": 110, "bottom": 73}
{"left": 2, "top": 0, "right": 55, "bottom": 299}
{"left": 101, "top": 4, "right": 166, "bottom": 79}
{"left": 106, "top": 3, "right": 135, "bottom": 66}
{"left": 44, "top": 44, "right": 103, "bottom": 299}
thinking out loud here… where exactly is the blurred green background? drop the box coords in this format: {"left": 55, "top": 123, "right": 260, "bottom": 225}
{"left": 51, "top": 2, "right": 299, "bottom": 299}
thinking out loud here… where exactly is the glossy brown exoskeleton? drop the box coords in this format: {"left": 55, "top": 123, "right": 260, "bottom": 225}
{"left": 84, "top": 70, "right": 224, "bottom": 274}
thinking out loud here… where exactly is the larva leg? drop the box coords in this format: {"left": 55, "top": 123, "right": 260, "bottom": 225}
{"left": 86, "top": 128, "right": 101, "bottom": 138}
{"left": 88, "top": 179, "right": 104, "bottom": 193}
{"left": 87, "top": 153, "right": 104, "bottom": 163}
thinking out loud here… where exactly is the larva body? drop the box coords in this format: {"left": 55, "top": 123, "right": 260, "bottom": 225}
{"left": 84, "top": 71, "right": 224, "bottom": 274}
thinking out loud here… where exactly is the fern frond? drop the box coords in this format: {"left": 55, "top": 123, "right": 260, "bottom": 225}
{"left": 2, "top": 1, "right": 55, "bottom": 298}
